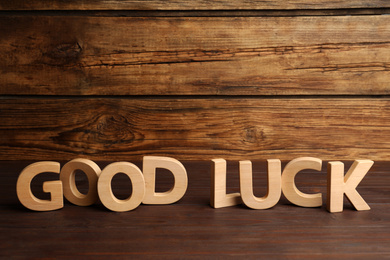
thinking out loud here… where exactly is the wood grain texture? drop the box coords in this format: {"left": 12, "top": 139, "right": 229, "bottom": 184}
{"left": 1, "top": 0, "right": 390, "bottom": 10}
{"left": 1, "top": 98, "right": 390, "bottom": 161}
{"left": 1, "top": 2, "right": 389, "bottom": 258}
{"left": 1, "top": 161, "right": 390, "bottom": 258}
{"left": 1, "top": 16, "right": 390, "bottom": 95}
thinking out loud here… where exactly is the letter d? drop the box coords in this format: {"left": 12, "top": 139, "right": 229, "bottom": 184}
{"left": 142, "top": 156, "right": 188, "bottom": 204}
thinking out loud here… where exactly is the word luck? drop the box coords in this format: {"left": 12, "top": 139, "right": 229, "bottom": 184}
{"left": 16, "top": 156, "right": 373, "bottom": 213}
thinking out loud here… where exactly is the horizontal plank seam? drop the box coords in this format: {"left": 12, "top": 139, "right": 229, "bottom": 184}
{"left": 0, "top": 9, "right": 390, "bottom": 17}
{"left": 1, "top": 95, "right": 390, "bottom": 100}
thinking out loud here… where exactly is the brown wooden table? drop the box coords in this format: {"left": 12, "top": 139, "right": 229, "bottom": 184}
{"left": 1, "top": 160, "right": 389, "bottom": 259}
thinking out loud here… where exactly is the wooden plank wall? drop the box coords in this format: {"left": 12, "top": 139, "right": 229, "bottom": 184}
{"left": 1, "top": 1, "right": 390, "bottom": 161}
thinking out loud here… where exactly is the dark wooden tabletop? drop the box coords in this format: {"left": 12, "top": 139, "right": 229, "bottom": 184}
{"left": 1, "top": 160, "right": 389, "bottom": 259}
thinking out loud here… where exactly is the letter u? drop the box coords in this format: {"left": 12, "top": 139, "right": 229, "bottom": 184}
{"left": 239, "top": 159, "right": 281, "bottom": 209}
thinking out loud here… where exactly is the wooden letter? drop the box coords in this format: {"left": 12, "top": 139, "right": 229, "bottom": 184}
{"left": 210, "top": 159, "right": 241, "bottom": 208}
{"left": 98, "top": 162, "right": 145, "bottom": 212}
{"left": 60, "top": 158, "right": 101, "bottom": 206}
{"left": 282, "top": 157, "right": 323, "bottom": 207}
{"left": 142, "top": 156, "right": 188, "bottom": 204}
{"left": 16, "top": 161, "right": 63, "bottom": 211}
{"left": 239, "top": 159, "right": 281, "bottom": 210}
{"left": 327, "top": 160, "right": 373, "bottom": 213}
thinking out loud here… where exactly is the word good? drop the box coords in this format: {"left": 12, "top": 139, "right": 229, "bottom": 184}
{"left": 17, "top": 157, "right": 187, "bottom": 212}
{"left": 16, "top": 156, "right": 373, "bottom": 213}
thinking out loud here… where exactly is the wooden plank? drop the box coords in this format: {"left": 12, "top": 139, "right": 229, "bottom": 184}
{"left": 1, "top": 16, "right": 390, "bottom": 96}
{"left": 1, "top": 0, "right": 390, "bottom": 10}
{"left": 1, "top": 98, "right": 390, "bottom": 161}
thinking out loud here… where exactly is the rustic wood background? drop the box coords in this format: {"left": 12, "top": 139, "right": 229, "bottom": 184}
{"left": 1, "top": 1, "right": 390, "bottom": 161}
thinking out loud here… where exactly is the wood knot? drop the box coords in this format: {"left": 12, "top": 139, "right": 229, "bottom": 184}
{"left": 43, "top": 42, "right": 82, "bottom": 66}
{"left": 94, "top": 114, "right": 137, "bottom": 147}
{"left": 52, "top": 114, "right": 139, "bottom": 154}
{"left": 244, "top": 126, "right": 265, "bottom": 144}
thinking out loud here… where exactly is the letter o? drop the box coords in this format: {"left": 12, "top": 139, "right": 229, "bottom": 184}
{"left": 98, "top": 162, "right": 145, "bottom": 212}
{"left": 60, "top": 158, "right": 101, "bottom": 206}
